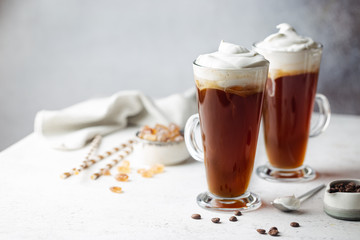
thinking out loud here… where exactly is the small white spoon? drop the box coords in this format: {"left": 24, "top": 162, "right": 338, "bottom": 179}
{"left": 271, "top": 184, "right": 325, "bottom": 212}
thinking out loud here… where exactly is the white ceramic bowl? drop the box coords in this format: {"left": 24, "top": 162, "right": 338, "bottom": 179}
{"left": 134, "top": 132, "right": 190, "bottom": 166}
{"left": 323, "top": 179, "right": 360, "bottom": 221}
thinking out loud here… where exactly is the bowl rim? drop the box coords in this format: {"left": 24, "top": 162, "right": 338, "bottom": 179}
{"left": 326, "top": 179, "right": 360, "bottom": 195}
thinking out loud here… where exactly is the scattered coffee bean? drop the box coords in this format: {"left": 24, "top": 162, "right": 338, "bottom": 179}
{"left": 211, "top": 217, "right": 220, "bottom": 223}
{"left": 290, "top": 222, "right": 300, "bottom": 227}
{"left": 269, "top": 229, "right": 279, "bottom": 236}
{"left": 256, "top": 229, "right": 266, "bottom": 234}
{"left": 234, "top": 210, "right": 242, "bottom": 216}
{"left": 229, "top": 216, "right": 238, "bottom": 222}
{"left": 269, "top": 227, "right": 278, "bottom": 231}
{"left": 191, "top": 214, "right": 201, "bottom": 220}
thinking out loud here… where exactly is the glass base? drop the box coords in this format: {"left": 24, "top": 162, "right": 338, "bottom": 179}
{"left": 196, "top": 191, "right": 261, "bottom": 212}
{"left": 256, "top": 164, "right": 316, "bottom": 182}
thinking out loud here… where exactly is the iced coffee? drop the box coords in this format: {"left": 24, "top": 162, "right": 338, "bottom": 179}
{"left": 185, "top": 41, "right": 269, "bottom": 211}
{"left": 254, "top": 23, "right": 330, "bottom": 181}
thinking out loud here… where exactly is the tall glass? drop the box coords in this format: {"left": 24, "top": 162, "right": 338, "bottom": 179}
{"left": 253, "top": 43, "right": 330, "bottom": 182}
{"left": 184, "top": 61, "right": 268, "bottom": 211}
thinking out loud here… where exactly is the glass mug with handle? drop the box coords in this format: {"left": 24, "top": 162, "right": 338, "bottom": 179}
{"left": 184, "top": 41, "right": 269, "bottom": 211}
{"left": 254, "top": 23, "right": 331, "bottom": 182}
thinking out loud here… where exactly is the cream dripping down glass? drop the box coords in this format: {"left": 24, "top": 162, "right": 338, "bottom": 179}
{"left": 254, "top": 24, "right": 330, "bottom": 182}
{"left": 185, "top": 41, "right": 269, "bottom": 211}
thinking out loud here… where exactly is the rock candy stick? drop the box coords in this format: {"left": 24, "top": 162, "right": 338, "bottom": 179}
{"left": 60, "top": 138, "right": 134, "bottom": 179}
{"left": 90, "top": 140, "right": 136, "bottom": 180}
{"left": 60, "top": 135, "right": 102, "bottom": 179}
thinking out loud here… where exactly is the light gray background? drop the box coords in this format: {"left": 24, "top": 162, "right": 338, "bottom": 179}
{"left": 0, "top": 0, "right": 359, "bottom": 150}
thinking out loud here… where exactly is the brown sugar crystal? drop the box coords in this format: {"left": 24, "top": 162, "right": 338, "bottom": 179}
{"left": 109, "top": 186, "right": 123, "bottom": 193}
{"left": 138, "top": 123, "right": 184, "bottom": 142}
{"left": 117, "top": 166, "right": 131, "bottom": 173}
{"left": 141, "top": 170, "right": 154, "bottom": 178}
{"left": 114, "top": 173, "right": 129, "bottom": 182}
{"left": 150, "top": 164, "right": 165, "bottom": 174}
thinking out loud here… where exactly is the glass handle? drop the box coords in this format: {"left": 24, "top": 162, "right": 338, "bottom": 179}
{"left": 309, "top": 93, "right": 331, "bottom": 137}
{"left": 184, "top": 114, "right": 204, "bottom": 162}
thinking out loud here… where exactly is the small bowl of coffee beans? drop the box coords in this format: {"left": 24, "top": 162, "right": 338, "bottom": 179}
{"left": 323, "top": 179, "right": 360, "bottom": 220}
{"left": 134, "top": 123, "right": 190, "bottom": 166}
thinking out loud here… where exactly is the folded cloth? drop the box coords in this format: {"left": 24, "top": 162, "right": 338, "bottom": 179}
{"left": 34, "top": 89, "right": 197, "bottom": 150}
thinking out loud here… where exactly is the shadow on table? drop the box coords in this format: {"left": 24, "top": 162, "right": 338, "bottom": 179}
{"left": 173, "top": 156, "right": 199, "bottom": 166}
{"left": 317, "top": 169, "right": 360, "bottom": 180}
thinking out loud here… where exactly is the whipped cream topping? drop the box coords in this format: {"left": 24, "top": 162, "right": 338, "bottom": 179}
{"left": 256, "top": 23, "right": 318, "bottom": 52}
{"left": 193, "top": 41, "right": 269, "bottom": 90}
{"left": 195, "top": 41, "right": 268, "bottom": 69}
{"left": 254, "top": 23, "right": 322, "bottom": 78}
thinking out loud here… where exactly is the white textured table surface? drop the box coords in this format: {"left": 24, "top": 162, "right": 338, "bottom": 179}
{"left": 0, "top": 114, "right": 359, "bottom": 239}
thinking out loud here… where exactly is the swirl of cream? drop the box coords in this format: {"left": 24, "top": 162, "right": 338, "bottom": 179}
{"left": 256, "top": 23, "right": 318, "bottom": 52}
{"left": 195, "top": 41, "right": 268, "bottom": 69}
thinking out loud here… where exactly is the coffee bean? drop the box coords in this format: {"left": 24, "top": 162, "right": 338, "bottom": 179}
{"left": 348, "top": 182, "right": 356, "bottom": 187}
{"left": 234, "top": 210, "right": 242, "bottom": 216}
{"left": 269, "top": 229, "right": 279, "bottom": 236}
{"left": 269, "top": 227, "right": 278, "bottom": 231}
{"left": 256, "top": 229, "right": 266, "bottom": 234}
{"left": 191, "top": 214, "right": 201, "bottom": 220}
{"left": 290, "top": 222, "right": 300, "bottom": 227}
{"left": 229, "top": 216, "right": 238, "bottom": 222}
{"left": 211, "top": 217, "right": 220, "bottom": 223}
